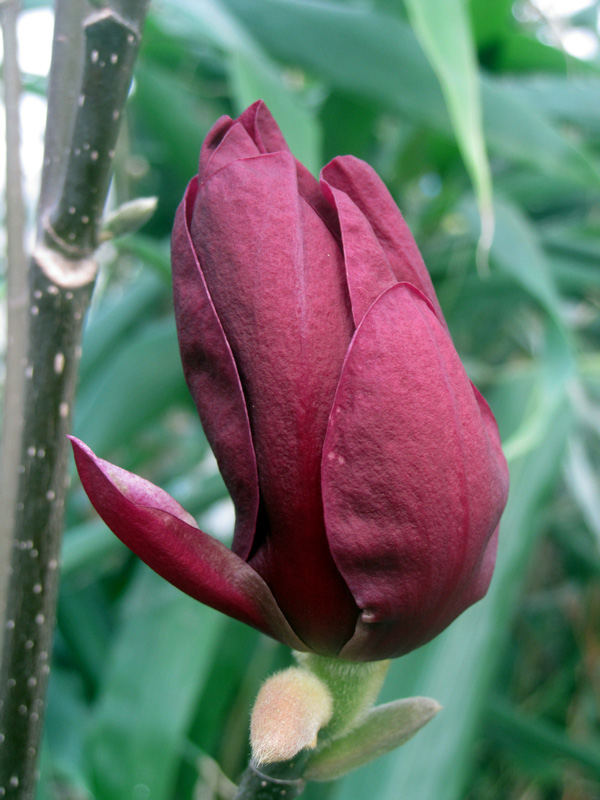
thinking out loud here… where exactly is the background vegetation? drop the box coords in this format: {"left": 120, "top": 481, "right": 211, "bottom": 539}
{"left": 2, "top": 0, "right": 600, "bottom": 798}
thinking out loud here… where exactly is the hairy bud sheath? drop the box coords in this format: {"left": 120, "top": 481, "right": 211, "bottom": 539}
{"left": 250, "top": 668, "right": 333, "bottom": 765}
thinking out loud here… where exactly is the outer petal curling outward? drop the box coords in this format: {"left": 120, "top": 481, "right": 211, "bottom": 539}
{"left": 172, "top": 178, "right": 259, "bottom": 561}
{"left": 69, "top": 437, "right": 307, "bottom": 652}
{"left": 321, "top": 157, "right": 445, "bottom": 325}
{"left": 321, "top": 283, "right": 509, "bottom": 661}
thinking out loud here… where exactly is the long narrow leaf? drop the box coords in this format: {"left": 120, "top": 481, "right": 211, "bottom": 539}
{"left": 85, "top": 568, "right": 224, "bottom": 799}
{"left": 404, "top": 0, "right": 493, "bottom": 266}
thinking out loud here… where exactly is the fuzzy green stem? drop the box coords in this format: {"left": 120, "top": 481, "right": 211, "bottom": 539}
{"left": 296, "top": 654, "right": 390, "bottom": 738}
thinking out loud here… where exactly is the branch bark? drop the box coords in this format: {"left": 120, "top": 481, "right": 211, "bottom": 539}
{"left": 235, "top": 758, "right": 308, "bottom": 800}
{"left": 0, "top": 2, "right": 149, "bottom": 797}
{"left": 0, "top": 0, "right": 27, "bottom": 658}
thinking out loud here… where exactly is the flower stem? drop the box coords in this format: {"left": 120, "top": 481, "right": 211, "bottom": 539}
{"left": 296, "top": 654, "right": 390, "bottom": 738}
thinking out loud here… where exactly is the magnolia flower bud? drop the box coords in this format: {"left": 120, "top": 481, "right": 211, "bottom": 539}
{"left": 70, "top": 100, "right": 509, "bottom": 661}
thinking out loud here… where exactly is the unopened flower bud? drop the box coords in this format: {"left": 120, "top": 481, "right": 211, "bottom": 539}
{"left": 70, "top": 100, "right": 509, "bottom": 662}
{"left": 100, "top": 196, "right": 158, "bottom": 241}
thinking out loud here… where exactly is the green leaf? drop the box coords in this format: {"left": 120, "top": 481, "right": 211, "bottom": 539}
{"left": 34, "top": 744, "right": 53, "bottom": 800}
{"left": 228, "top": 48, "right": 321, "bottom": 174}
{"left": 463, "top": 198, "right": 576, "bottom": 461}
{"left": 42, "top": 667, "right": 93, "bottom": 793}
{"left": 564, "top": 434, "right": 600, "bottom": 550}
{"left": 404, "top": 0, "right": 493, "bottom": 268}
{"left": 62, "top": 520, "right": 126, "bottom": 578}
{"left": 480, "top": 76, "right": 600, "bottom": 188}
{"left": 305, "top": 697, "right": 441, "bottom": 782}
{"left": 485, "top": 196, "right": 560, "bottom": 316}
{"left": 131, "top": 60, "right": 211, "bottom": 191}
{"left": 498, "top": 31, "right": 579, "bottom": 74}
{"left": 152, "top": 0, "right": 321, "bottom": 173}
{"left": 75, "top": 318, "right": 190, "bottom": 454}
{"left": 501, "top": 320, "right": 573, "bottom": 464}
{"left": 222, "top": 0, "right": 448, "bottom": 125}
{"left": 85, "top": 567, "right": 224, "bottom": 800}
{"left": 57, "top": 583, "right": 114, "bottom": 693}
{"left": 469, "top": 0, "right": 514, "bottom": 48}
{"left": 486, "top": 697, "right": 600, "bottom": 781}
{"left": 220, "top": 0, "right": 599, "bottom": 186}
{"left": 79, "top": 268, "right": 166, "bottom": 384}
{"left": 501, "top": 76, "right": 600, "bottom": 133}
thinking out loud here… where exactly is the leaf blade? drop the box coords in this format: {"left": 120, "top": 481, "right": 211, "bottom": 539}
{"left": 404, "top": 0, "right": 494, "bottom": 265}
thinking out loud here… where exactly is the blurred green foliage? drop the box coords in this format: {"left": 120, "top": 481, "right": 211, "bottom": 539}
{"left": 9, "top": 0, "right": 600, "bottom": 798}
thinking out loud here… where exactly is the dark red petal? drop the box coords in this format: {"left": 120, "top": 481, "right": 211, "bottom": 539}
{"left": 198, "top": 114, "right": 235, "bottom": 179}
{"left": 339, "top": 524, "right": 500, "bottom": 661}
{"left": 321, "top": 156, "right": 445, "bottom": 324}
{"left": 240, "top": 99, "right": 341, "bottom": 238}
{"left": 238, "top": 99, "right": 289, "bottom": 154}
{"left": 191, "top": 150, "right": 358, "bottom": 654}
{"left": 322, "top": 283, "right": 509, "bottom": 660}
{"left": 320, "top": 179, "right": 396, "bottom": 326}
{"left": 172, "top": 178, "right": 259, "bottom": 560}
{"left": 201, "top": 121, "right": 261, "bottom": 183}
{"left": 296, "top": 164, "right": 342, "bottom": 240}
{"left": 69, "top": 437, "right": 307, "bottom": 651}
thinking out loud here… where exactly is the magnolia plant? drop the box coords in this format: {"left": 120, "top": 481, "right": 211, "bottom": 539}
{"left": 71, "top": 101, "right": 509, "bottom": 797}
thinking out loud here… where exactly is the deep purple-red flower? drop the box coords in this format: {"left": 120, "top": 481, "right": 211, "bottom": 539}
{"left": 71, "top": 100, "right": 509, "bottom": 661}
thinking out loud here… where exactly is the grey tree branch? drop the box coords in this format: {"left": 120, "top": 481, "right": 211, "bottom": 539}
{"left": 0, "top": 2, "right": 149, "bottom": 797}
